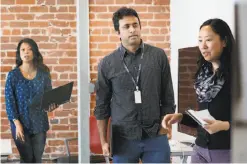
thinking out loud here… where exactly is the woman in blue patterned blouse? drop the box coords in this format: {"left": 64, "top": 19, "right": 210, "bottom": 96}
{"left": 5, "top": 38, "right": 57, "bottom": 163}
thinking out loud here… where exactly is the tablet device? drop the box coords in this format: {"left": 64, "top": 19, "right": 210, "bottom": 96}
{"left": 41, "top": 82, "right": 74, "bottom": 111}
{"left": 185, "top": 108, "right": 215, "bottom": 126}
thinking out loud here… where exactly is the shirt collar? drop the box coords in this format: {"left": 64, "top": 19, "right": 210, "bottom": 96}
{"left": 119, "top": 40, "right": 144, "bottom": 60}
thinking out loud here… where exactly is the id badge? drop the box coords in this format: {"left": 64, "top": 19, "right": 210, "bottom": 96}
{"left": 134, "top": 90, "right": 142, "bottom": 104}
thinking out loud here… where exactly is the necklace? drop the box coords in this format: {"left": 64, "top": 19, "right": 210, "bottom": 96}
{"left": 21, "top": 66, "right": 35, "bottom": 79}
{"left": 27, "top": 73, "right": 31, "bottom": 78}
{"left": 24, "top": 70, "right": 32, "bottom": 78}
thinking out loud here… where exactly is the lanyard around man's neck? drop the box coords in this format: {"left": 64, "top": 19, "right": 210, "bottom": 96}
{"left": 121, "top": 43, "right": 145, "bottom": 91}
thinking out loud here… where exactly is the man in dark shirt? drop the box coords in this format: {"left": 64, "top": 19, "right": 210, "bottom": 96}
{"left": 94, "top": 7, "right": 176, "bottom": 163}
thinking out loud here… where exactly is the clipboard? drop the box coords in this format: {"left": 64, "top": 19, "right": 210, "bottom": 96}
{"left": 41, "top": 82, "right": 74, "bottom": 111}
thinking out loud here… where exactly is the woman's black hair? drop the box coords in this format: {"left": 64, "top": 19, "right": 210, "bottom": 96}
{"left": 195, "top": 18, "right": 235, "bottom": 80}
{"left": 16, "top": 38, "right": 50, "bottom": 74}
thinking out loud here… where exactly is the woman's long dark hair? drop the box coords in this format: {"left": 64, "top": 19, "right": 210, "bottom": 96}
{"left": 16, "top": 38, "right": 50, "bottom": 74}
{"left": 195, "top": 18, "right": 235, "bottom": 81}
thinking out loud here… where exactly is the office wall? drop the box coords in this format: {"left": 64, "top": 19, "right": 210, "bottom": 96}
{"left": 232, "top": 1, "right": 247, "bottom": 162}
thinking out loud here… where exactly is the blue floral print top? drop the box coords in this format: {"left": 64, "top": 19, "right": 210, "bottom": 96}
{"left": 5, "top": 67, "right": 52, "bottom": 134}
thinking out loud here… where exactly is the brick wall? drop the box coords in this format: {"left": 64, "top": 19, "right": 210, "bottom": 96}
{"left": 0, "top": 0, "right": 78, "bottom": 160}
{"left": 178, "top": 46, "right": 199, "bottom": 136}
{"left": 89, "top": 0, "right": 171, "bottom": 113}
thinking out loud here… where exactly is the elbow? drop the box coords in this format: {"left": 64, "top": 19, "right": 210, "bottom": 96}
{"left": 94, "top": 107, "right": 111, "bottom": 120}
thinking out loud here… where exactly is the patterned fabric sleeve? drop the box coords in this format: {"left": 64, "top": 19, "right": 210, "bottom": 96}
{"left": 5, "top": 71, "right": 18, "bottom": 121}
{"left": 160, "top": 51, "right": 176, "bottom": 116}
{"left": 44, "top": 72, "right": 52, "bottom": 91}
